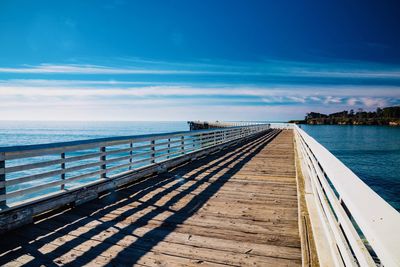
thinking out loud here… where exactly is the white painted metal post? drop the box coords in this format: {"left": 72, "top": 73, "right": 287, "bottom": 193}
{"left": 213, "top": 131, "right": 216, "bottom": 146}
{"left": 0, "top": 153, "right": 5, "bottom": 208}
{"left": 151, "top": 140, "right": 155, "bottom": 164}
{"left": 100, "top": 147, "right": 106, "bottom": 178}
{"left": 167, "top": 138, "right": 171, "bottom": 159}
{"left": 129, "top": 142, "right": 133, "bottom": 170}
{"left": 61, "top": 152, "right": 66, "bottom": 190}
{"left": 181, "top": 136, "right": 185, "bottom": 154}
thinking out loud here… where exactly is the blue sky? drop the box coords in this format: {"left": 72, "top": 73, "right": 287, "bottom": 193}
{"left": 0, "top": 0, "right": 400, "bottom": 121}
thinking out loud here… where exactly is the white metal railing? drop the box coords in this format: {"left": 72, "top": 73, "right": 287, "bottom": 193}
{"left": 269, "top": 122, "right": 295, "bottom": 129}
{"left": 292, "top": 124, "right": 400, "bottom": 267}
{"left": 0, "top": 124, "right": 270, "bottom": 211}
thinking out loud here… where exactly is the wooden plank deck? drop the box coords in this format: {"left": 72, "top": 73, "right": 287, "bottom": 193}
{"left": 0, "top": 130, "right": 301, "bottom": 266}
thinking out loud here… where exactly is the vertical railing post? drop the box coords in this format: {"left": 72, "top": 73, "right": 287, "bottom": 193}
{"left": 167, "top": 138, "right": 171, "bottom": 159}
{"left": 181, "top": 136, "right": 185, "bottom": 154}
{"left": 61, "top": 152, "right": 66, "bottom": 190}
{"left": 151, "top": 140, "right": 156, "bottom": 164}
{"left": 0, "top": 152, "right": 6, "bottom": 208}
{"left": 100, "top": 146, "right": 106, "bottom": 178}
{"left": 129, "top": 142, "right": 133, "bottom": 170}
{"left": 213, "top": 131, "right": 216, "bottom": 146}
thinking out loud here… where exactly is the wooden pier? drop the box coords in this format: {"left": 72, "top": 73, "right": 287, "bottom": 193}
{"left": 0, "top": 130, "right": 303, "bottom": 266}
{"left": 0, "top": 123, "right": 399, "bottom": 266}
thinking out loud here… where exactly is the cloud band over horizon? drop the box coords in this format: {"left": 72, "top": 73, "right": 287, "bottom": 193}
{"left": 0, "top": 59, "right": 400, "bottom": 121}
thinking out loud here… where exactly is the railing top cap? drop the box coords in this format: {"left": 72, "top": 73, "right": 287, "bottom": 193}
{"left": 0, "top": 123, "right": 269, "bottom": 153}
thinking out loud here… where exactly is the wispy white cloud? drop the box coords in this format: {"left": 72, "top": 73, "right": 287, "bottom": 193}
{"left": 261, "top": 59, "right": 400, "bottom": 79}
{"left": 287, "top": 96, "right": 306, "bottom": 103}
{"left": 309, "top": 96, "right": 322, "bottom": 102}
{"left": 324, "top": 96, "right": 342, "bottom": 104}
{"left": 1, "top": 59, "right": 400, "bottom": 79}
{"left": 292, "top": 70, "right": 400, "bottom": 79}
{"left": 0, "top": 105, "right": 316, "bottom": 122}
{"left": 2, "top": 79, "right": 400, "bottom": 98}
{"left": 0, "top": 79, "right": 159, "bottom": 86}
{"left": 360, "top": 97, "right": 389, "bottom": 107}
{"left": 347, "top": 97, "right": 358, "bottom": 106}
{"left": 0, "top": 64, "right": 254, "bottom": 75}
{"left": 0, "top": 79, "right": 398, "bottom": 110}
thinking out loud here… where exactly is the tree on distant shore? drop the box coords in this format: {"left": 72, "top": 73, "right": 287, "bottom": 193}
{"left": 294, "top": 106, "right": 400, "bottom": 125}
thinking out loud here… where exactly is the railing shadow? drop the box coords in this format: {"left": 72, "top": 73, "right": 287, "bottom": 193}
{"left": 0, "top": 130, "right": 279, "bottom": 266}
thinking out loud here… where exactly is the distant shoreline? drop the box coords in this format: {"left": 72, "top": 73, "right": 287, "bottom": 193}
{"left": 288, "top": 121, "right": 400, "bottom": 126}
{"left": 289, "top": 106, "right": 400, "bottom": 126}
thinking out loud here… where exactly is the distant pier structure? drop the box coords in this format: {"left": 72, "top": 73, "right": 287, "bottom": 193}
{"left": 0, "top": 121, "right": 399, "bottom": 266}
{"left": 188, "top": 121, "right": 258, "bottom": 130}
{"left": 188, "top": 121, "right": 230, "bottom": 130}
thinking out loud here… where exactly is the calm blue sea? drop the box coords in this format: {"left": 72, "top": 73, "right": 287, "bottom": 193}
{"left": 301, "top": 125, "right": 400, "bottom": 211}
{"left": 0, "top": 121, "right": 399, "bottom": 211}
{"left": 0, "top": 121, "right": 188, "bottom": 147}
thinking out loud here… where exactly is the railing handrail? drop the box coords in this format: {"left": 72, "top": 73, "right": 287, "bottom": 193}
{"left": 293, "top": 124, "right": 400, "bottom": 266}
{"left": 0, "top": 124, "right": 262, "bottom": 154}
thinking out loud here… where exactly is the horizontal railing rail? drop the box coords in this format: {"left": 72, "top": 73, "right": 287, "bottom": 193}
{"left": 0, "top": 124, "right": 270, "bottom": 213}
{"left": 292, "top": 124, "right": 400, "bottom": 267}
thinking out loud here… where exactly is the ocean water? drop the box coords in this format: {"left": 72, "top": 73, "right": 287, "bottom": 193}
{"left": 0, "top": 121, "right": 399, "bottom": 211}
{"left": 0, "top": 121, "right": 188, "bottom": 147}
{"left": 301, "top": 125, "right": 400, "bottom": 211}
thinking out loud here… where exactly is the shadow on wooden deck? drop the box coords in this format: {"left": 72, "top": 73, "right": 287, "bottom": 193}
{"left": 0, "top": 131, "right": 281, "bottom": 266}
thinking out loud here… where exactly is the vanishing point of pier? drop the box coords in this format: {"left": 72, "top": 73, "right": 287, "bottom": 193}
{"left": 0, "top": 123, "right": 399, "bottom": 266}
